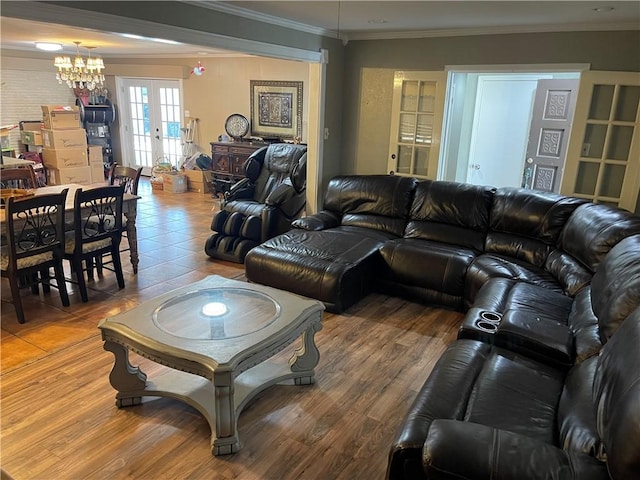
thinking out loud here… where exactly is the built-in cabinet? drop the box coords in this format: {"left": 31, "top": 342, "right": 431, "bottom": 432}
{"left": 209, "top": 141, "right": 266, "bottom": 194}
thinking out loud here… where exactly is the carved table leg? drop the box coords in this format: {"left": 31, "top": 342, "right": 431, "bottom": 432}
{"left": 103, "top": 340, "right": 147, "bottom": 407}
{"left": 212, "top": 370, "right": 239, "bottom": 455}
{"left": 290, "top": 317, "right": 323, "bottom": 385}
{"left": 123, "top": 202, "right": 139, "bottom": 274}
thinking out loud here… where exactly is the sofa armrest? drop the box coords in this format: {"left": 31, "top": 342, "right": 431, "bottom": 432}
{"left": 292, "top": 210, "right": 341, "bottom": 231}
{"left": 424, "top": 419, "right": 607, "bottom": 480}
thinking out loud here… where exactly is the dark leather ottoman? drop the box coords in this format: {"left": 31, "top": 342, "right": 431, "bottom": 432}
{"left": 245, "top": 226, "right": 396, "bottom": 313}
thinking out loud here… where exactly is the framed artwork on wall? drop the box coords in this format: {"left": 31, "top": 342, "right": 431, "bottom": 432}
{"left": 250, "top": 80, "right": 303, "bottom": 140}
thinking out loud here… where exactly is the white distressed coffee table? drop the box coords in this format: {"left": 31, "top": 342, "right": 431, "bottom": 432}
{"left": 98, "top": 275, "right": 324, "bottom": 455}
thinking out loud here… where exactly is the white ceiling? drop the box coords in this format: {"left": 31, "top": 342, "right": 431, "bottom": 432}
{"left": 1, "top": 1, "right": 638, "bottom": 58}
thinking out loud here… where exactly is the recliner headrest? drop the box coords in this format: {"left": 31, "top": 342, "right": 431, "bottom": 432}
{"left": 265, "top": 143, "right": 307, "bottom": 174}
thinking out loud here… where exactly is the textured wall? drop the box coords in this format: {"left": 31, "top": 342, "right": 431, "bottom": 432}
{"left": 343, "top": 30, "right": 640, "bottom": 176}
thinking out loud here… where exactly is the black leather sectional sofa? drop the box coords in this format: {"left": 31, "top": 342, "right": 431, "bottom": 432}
{"left": 244, "top": 174, "right": 640, "bottom": 479}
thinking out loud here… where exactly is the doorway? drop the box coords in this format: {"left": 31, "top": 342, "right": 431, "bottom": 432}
{"left": 118, "top": 78, "right": 184, "bottom": 175}
{"left": 438, "top": 69, "right": 581, "bottom": 189}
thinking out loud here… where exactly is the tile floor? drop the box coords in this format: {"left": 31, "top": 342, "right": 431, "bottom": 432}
{"left": 1, "top": 178, "right": 245, "bottom": 372}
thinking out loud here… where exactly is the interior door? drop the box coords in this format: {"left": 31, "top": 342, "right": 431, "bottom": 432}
{"left": 522, "top": 79, "right": 579, "bottom": 192}
{"left": 388, "top": 71, "right": 446, "bottom": 179}
{"left": 561, "top": 71, "right": 640, "bottom": 213}
{"left": 119, "top": 78, "right": 183, "bottom": 175}
{"left": 465, "top": 74, "right": 541, "bottom": 187}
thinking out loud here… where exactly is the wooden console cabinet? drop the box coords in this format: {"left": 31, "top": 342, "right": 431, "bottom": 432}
{"left": 209, "top": 141, "right": 266, "bottom": 195}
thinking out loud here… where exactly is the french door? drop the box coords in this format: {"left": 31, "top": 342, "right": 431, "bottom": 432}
{"left": 388, "top": 71, "right": 446, "bottom": 179}
{"left": 561, "top": 71, "right": 640, "bottom": 213}
{"left": 118, "top": 78, "right": 183, "bottom": 174}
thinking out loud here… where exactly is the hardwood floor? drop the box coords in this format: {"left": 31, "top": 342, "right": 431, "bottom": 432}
{"left": 0, "top": 178, "right": 462, "bottom": 480}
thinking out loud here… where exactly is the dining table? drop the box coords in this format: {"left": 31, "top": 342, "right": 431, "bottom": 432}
{"left": 0, "top": 183, "right": 141, "bottom": 273}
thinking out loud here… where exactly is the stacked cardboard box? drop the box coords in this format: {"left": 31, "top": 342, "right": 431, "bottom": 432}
{"left": 183, "top": 169, "right": 213, "bottom": 195}
{"left": 20, "top": 122, "right": 44, "bottom": 147}
{"left": 88, "top": 145, "right": 105, "bottom": 182}
{"left": 41, "top": 105, "right": 93, "bottom": 185}
{"left": 161, "top": 173, "right": 188, "bottom": 193}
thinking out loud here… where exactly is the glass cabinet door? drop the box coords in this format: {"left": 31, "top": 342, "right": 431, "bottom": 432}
{"left": 388, "top": 71, "right": 446, "bottom": 179}
{"left": 562, "top": 71, "right": 640, "bottom": 213}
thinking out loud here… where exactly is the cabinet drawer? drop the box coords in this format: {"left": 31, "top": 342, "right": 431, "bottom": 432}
{"left": 212, "top": 145, "right": 230, "bottom": 153}
{"left": 212, "top": 154, "right": 231, "bottom": 173}
{"left": 230, "top": 146, "right": 255, "bottom": 155}
{"left": 230, "top": 156, "right": 246, "bottom": 175}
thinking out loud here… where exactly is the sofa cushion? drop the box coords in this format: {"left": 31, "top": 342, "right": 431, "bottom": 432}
{"left": 590, "top": 234, "right": 640, "bottom": 343}
{"left": 323, "top": 175, "right": 418, "bottom": 237}
{"left": 592, "top": 307, "right": 640, "bottom": 479}
{"left": 559, "top": 203, "right": 640, "bottom": 273}
{"left": 464, "top": 253, "right": 564, "bottom": 306}
{"left": 387, "top": 339, "right": 566, "bottom": 479}
{"left": 567, "top": 287, "right": 602, "bottom": 363}
{"left": 558, "top": 356, "right": 600, "bottom": 455}
{"left": 485, "top": 187, "right": 586, "bottom": 265}
{"left": 379, "top": 238, "right": 476, "bottom": 309}
{"left": 404, "top": 180, "right": 494, "bottom": 251}
{"left": 245, "top": 226, "right": 394, "bottom": 313}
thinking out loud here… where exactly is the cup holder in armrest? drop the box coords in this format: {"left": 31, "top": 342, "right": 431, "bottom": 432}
{"left": 474, "top": 311, "right": 502, "bottom": 334}
{"left": 480, "top": 311, "right": 502, "bottom": 322}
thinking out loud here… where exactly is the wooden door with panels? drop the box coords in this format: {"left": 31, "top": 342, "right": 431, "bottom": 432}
{"left": 523, "top": 78, "right": 580, "bottom": 192}
{"left": 388, "top": 71, "right": 446, "bottom": 179}
{"left": 561, "top": 71, "right": 640, "bottom": 213}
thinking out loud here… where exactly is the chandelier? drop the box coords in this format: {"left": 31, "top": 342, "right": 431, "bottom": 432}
{"left": 54, "top": 41, "right": 105, "bottom": 91}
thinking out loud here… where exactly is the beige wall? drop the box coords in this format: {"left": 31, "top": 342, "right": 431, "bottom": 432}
{"left": 1, "top": 53, "right": 308, "bottom": 164}
{"left": 343, "top": 30, "right": 640, "bottom": 176}
{"left": 180, "top": 56, "right": 309, "bottom": 152}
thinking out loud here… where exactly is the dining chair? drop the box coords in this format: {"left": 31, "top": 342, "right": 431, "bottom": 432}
{"left": 1, "top": 189, "right": 70, "bottom": 324}
{"left": 64, "top": 185, "right": 125, "bottom": 302}
{"left": 93, "top": 163, "right": 142, "bottom": 268}
{"left": 0, "top": 165, "right": 38, "bottom": 189}
{"left": 108, "top": 164, "right": 143, "bottom": 195}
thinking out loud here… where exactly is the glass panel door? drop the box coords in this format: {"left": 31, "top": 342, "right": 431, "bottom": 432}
{"left": 388, "top": 71, "right": 446, "bottom": 179}
{"left": 118, "top": 78, "right": 183, "bottom": 175}
{"left": 561, "top": 71, "right": 640, "bottom": 213}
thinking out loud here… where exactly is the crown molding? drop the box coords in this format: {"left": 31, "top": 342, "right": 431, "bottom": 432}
{"left": 1, "top": 1, "right": 323, "bottom": 63}
{"left": 183, "top": 1, "right": 638, "bottom": 42}
{"left": 187, "top": 1, "right": 339, "bottom": 39}
{"left": 322, "top": 22, "right": 639, "bottom": 42}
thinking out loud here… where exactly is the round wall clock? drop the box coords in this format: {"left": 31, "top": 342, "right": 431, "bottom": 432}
{"left": 224, "top": 114, "right": 249, "bottom": 141}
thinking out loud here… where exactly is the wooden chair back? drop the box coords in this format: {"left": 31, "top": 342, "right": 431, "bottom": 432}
{"left": 108, "top": 164, "right": 143, "bottom": 195}
{"left": 0, "top": 165, "right": 38, "bottom": 189}
{"left": 2, "top": 189, "right": 70, "bottom": 323}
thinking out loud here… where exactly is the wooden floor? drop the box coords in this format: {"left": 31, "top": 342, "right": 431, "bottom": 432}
{"left": 0, "top": 178, "right": 462, "bottom": 480}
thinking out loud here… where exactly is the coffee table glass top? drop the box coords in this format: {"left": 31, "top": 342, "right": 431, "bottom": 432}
{"left": 153, "top": 287, "right": 279, "bottom": 340}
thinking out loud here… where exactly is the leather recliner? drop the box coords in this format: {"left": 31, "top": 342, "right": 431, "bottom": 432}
{"left": 387, "top": 307, "right": 640, "bottom": 480}
{"left": 204, "top": 143, "right": 307, "bottom": 263}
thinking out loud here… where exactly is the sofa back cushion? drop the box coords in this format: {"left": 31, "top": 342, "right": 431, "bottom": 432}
{"left": 590, "top": 234, "right": 640, "bottom": 343}
{"left": 485, "top": 188, "right": 586, "bottom": 267}
{"left": 592, "top": 307, "right": 640, "bottom": 479}
{"left": 323, "top": 175, "right": 418, "bottom": 237}
{"left": 404, "top": 180, "right": 495, "bottom": 251}
{"left": 559, "top": 202, "right": 640, "bottom": 273}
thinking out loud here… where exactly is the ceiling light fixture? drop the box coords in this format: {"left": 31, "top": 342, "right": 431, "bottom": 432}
{"left": 35, "top": 42, "right": 63, "bottom": 52}
{"left": 593, "top": 6, "right": 614, "bottom": 12}
{"left": 54, "top": 41, "right": 105, "bottom": 92}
